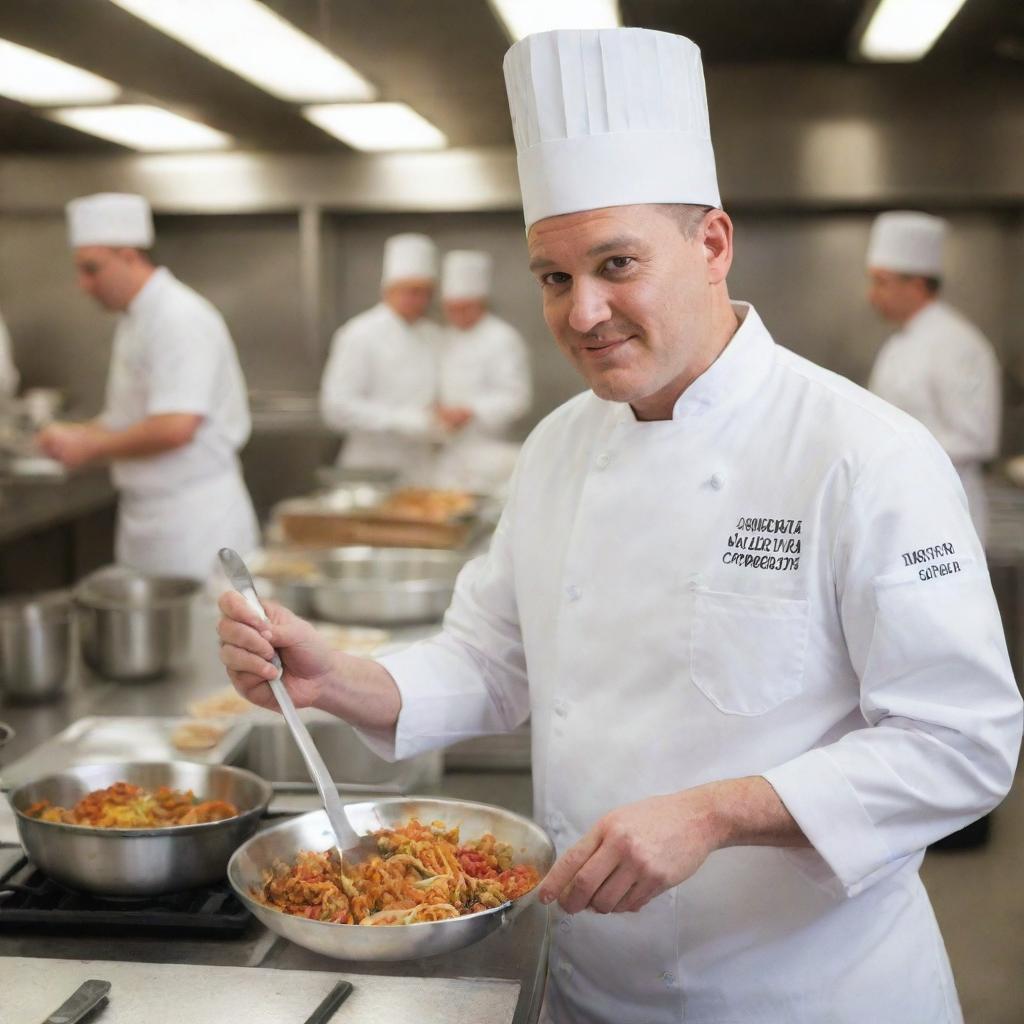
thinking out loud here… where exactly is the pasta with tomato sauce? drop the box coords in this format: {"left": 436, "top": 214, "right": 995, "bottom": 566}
{"left": 25, "top": 781, "right": 238, "bottom": 828}
{"left": 255, "top": 818, "right": 540, "bottom": 926}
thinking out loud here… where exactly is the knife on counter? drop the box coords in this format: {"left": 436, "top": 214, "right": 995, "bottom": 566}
{"left": 41, "top": 979, "right": 111, "bottom": 1024}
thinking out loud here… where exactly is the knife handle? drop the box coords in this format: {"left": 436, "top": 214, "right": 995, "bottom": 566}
{"left": 303, "top": 981, "right": 354, "bottom": 1024}
{"left": 43, "top": 979, "right": 111, "bottom": 1024}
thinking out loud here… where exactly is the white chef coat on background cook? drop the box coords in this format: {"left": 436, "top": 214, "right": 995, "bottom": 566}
{"left": 869, "top": 300, "right": 1001, "bottom": 544}
{"left": 102, "top": 267, "right": 257, "bottom": 579}
{"left": 433, "top": 312, "right": 531, "bottom": 493}
{"left": 0, "top": 305, "right": 20, "bottom": 399}
{"left": 320, "top": 302, "right": 443, "bottom": 483}
{"left": 363, "top": 303, "right": 1022, "bottom": 1023}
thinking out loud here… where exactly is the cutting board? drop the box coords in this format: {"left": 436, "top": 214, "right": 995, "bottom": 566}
{"left": 0, "top": 957, "right": 520, "bottom": 1024}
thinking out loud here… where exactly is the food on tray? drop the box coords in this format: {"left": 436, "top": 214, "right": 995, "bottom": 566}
{"left": 171, "top": 719, "right": 229, "bottom": 751}
{"left": 254, "top": 817, "right": 539, "bottom": 926}
{"left": 372, "top": 488, "right": 476, "bottom": 524}
{"left": 312, "top": 623, "right": 389, "bottom": 656}
{"left": 186, "top": 686, "right": 255, "bottom": 720}
{"left": 25, "top": 781, "right": 239, "bottom": 828}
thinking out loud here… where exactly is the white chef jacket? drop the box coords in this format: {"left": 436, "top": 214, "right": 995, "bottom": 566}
{"left": 433, "top": 312, "right": 532, "bottom": 493}
{"left": 0, "top": 305, "right": 20, "bottom": 399}
{"left": 364, "top": 303, "right": 1022, "bottom": 1024}
{"left": 102, "top": 267, "right": 258, "bottom": 580}
{"left": 868, "top": 300, "right": 1001, "bottom": 544}
{"left": 320, "top": 303, "right": 444, "bottom": 484}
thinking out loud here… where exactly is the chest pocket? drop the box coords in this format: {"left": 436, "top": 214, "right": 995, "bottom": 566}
{"left": 690, "top": 588, "right": 809, "bottom": 716}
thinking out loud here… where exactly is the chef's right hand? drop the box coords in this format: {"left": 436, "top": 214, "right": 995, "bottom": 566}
{"left": 217, "top": 592, "right": 335, "bottom": 712}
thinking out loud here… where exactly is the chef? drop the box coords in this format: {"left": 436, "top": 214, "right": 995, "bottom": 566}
{"left": 0, "top": 304, "right": 20, "bottom": 400}
{"left": 38, "top": 192, "right": 258, "bottom": 580}
{"left": 433, "top": 249, "right": 532, "bottom": 492}
{"left": 866, "top": 211, "right": 1002, "bottom": 543}
{"left": 218, "top": 28, "right": 1022, "bottom": 1024}
{"left": 320, "top": 233, "right": 444, "bottom": 483}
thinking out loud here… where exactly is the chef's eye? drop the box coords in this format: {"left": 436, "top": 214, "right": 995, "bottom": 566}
{"left": 604, "top": 256, "right": 634, "bottom": 273}
{"left": 541, "top": 271, "right": 571, "bottom": 287}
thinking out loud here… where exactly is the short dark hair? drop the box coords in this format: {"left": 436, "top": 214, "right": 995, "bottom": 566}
{"left": 656, "top": 203, "right": 715, "bottom": 240}
{"left": 922, "top": 275, "right": 942, "bottom": 294}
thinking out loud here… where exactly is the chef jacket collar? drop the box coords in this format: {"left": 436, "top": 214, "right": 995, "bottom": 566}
{"left": 900, "top": 297, "right": 943, "bottom": 336}
{"left": 126, "top": 266, "right": 172, "bottom": 320}
{"left": 613, "top": 301, "right": 774, "bottom": 424}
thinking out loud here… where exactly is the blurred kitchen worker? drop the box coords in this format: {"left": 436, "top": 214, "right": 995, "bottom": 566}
{"left": 433, "top": 249, "right": 531, "bottom": 492}
{"left": 38, "top": 193, "right": 258, "bottom": 580}
{"left": 867, "top": 211, "right": 1002, "bottom": 544}
{"left": 0, "top": 304, "right": 20, "bottom": 399}
{"left": 320, "top": 233, "right": 444, "bottom": 483}
{"left": 218, "top": 29, "right": 1021, "bottom": 1024}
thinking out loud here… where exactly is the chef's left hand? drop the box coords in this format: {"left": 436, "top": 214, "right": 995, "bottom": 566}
{"left": 36, "top": 422, "right": 107, "bottom": 469}
{"left": 538, "top": 789, "right": 723, "bottom": 915}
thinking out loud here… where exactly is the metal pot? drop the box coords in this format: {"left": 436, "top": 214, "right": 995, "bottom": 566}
{"left": 228, "top": 798, "right": 554, "bottom": 962}
{"left": 9, "top": 761, "right": 273, "bottom": 897}
{"left": 308, "top": 547, "right": 465, "bottom": 625}
{"left": 74, "top": 571, "right": 200, "bottom": 681}
{"left": 0, "top": 592, "right": 73, "bottom": 703}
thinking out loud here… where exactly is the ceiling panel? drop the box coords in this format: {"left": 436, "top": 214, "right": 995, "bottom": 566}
{"left": 0, "top": 0, "right": 1019, "bottom": 153}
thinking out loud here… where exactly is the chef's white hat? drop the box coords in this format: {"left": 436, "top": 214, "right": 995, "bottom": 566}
{"left": 503, "top": 28, "right": 721, "bottom": 229}
{"left": 381, "top": 233, "right": 437, "bottom": 287}
{"left": 66, "top": 192, "right": 154, "bottom": 249}
{"left": 442, "top": 250, "right": 492, "bottom": 301}
{"left": 866, "top": 211, "right": 948, "bottom": 277}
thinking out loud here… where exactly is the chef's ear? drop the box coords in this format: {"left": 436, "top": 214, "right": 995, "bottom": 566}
{"left": 702, "top": 209, "right": 733, "bottom": 286}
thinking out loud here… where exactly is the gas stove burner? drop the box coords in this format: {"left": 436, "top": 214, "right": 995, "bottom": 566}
{"left": 0, "top": 856, "right": 252, "bottom": 934}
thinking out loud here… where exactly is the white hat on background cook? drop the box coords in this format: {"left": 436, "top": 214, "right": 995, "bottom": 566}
{"left": 441, "top": 250, "right": 492, "bottom": 300}
{"left": 503, "top": 28, "right": 721, "bottom": 229}
{"left": 66, "top": 192, "right": 154, "bottom": 249}
{"left": 381, "top": 233, "right": 437, "bottom": 286}
{"left": 866, "top": 211, "right": 948, "bottom": 277}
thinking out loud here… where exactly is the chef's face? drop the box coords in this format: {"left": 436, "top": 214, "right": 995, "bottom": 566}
{"left": 383, "top": 280, "right": 434, "bottom": 323}
{"left": 528, "top": 203, "right": 733, "bottom": 418}
{"left": 73, "top": 246, "right": 144, "bottom": 311}
{"left": 867, "top": 268, "right": 932, "bottom": 325}
{"left": 443, "top": 299, "right": 487, "bottom": 331}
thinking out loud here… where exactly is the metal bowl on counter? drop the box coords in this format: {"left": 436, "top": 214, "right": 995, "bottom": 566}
{"left": 254, "top": 546, "right": 466, "bottom": 625}
{"left": 74, "top": 570, "right": 201, "bottom": 681}
{"left": 0, "top": 591, "right": 73, "bottom": 703}
{"left": 228, "top": 797, "right": 554, "bottom": 962}
{"left": 9, "top": 761, "right": 272, "bottom": 897}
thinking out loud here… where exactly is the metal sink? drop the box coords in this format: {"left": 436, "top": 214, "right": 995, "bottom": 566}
{"left": 226, "top": 718, "right": 441, "bottom": 795}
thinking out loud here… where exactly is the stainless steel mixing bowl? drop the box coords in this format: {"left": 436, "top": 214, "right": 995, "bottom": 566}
{"left": 0, "top": 591, "right": 73, "bottom": 703}
{"left": 308, "top": 547, "right": 465, "bottom": 625}
{"left": 9, "top": 761, "right": 273, "bottom": 897}
{"left": 74, "top": 571, "right": 200, "bottom": 681}
{"left": 228, "top": 797, "right": 554, "bottom": 962}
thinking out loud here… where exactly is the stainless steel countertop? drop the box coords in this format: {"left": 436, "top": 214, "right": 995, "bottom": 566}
{"left": 0, "top": 599, "right": 547, "bottom": 1024}
{"left": 0, "top": 468, "right": 116, "bottom": 544}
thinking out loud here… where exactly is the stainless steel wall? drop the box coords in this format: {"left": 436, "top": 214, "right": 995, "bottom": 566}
{"left": 2, "top": 206, "right": 1021, "bottom": 452}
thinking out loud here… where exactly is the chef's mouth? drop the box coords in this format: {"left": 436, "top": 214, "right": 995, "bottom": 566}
{"left": 581, "top": 335, "right": 635, "bottom": 354}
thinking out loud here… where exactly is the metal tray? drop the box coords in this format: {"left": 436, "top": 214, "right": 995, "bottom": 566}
{"left": 0, "top": 715, "right": 250, "bottom": 791}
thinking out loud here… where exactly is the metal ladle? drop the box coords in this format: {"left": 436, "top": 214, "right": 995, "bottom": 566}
{"left": 218, "top": 548, "right": 377, "bottom": 864}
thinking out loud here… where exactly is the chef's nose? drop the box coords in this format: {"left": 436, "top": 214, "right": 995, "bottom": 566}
{"left": 567, "top": 279, "right": 612, "bottom": 334}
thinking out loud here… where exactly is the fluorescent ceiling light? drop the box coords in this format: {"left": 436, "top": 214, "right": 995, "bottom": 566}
{"left": 859, "top": 0, "right": 969, "bottom": 61}
{"left": 48, "top": 105, "right": 232, "bottom": 151}
{"left": 109, "top": 0, "right": 375, "bottom": 102}
{"left": 0, "top": 39, "right": 120, "bottom": 105}
{"left": 487, "top": 0, "right": 620, "bottom": 41}
{"left": 304, "top": 103, "right": 447, "bottom": 152}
